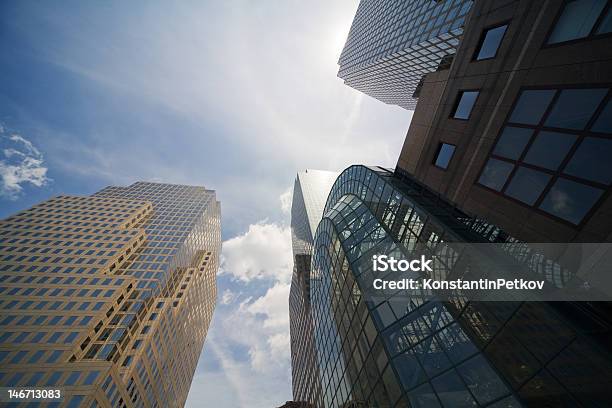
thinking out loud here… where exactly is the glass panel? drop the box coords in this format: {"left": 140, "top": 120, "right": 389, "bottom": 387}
{"left": 434, "top": 144, "right": 456, "bottom": 169}
{"left": 539, "top": 178, "right": 604, "bottom": 224}
{"left": 523, "top": 131, "right": 576, "bottom": 170}
{"left": 564, "top": 137, "right": 612, "bottom": 184}
{"left": 478, "top": 159, "right": 514, "bottom": 191}
{"left": 592, "top": 99, "right": 612, "bottom": 133}
{"left": 431, "top": 369, "right": 477, "bottom": 408}
{"left": 596, "top": 7, "right": 612, "bottom": 33}
{"left": 407, "top": 382, "right": 442, "bottom": 408}
{"left": 505, "top": 167, "right": 551, "bottom": 205}
{"left": 547, "top": 0, "right": 607, "bottom": 44}
{"left": 475, "top": 24, "right": 508, "bottom": 60}
{"left": 545, "top": 88, "right": 607, "bottom": 129}
{"left": 453, "top": 91, "right": 479, "bottom": 119}
{"left": 509, "top": 90, "right": 555, "bottom": 125}
{"left": 457, "top": 354, "right": 510, "bottom": 405}
{"left": 394, "top": 352, "right": 427, "bottom": 390}
{"left": 493, "top": 126, "right": 533, "bottom": 159}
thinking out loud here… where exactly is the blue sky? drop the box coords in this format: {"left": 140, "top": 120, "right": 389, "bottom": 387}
{"left": 0, "top": 1, "right": 412, "bottom": 406}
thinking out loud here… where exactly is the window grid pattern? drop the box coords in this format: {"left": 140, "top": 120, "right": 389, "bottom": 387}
{"left": 338, "top": 0, "right": 472, "bottom": 109}
{"left": 0, "top": 182, "right": 221, "bottom": 408}
{"left": 308, "top": 165, "right": 612, "bottom": 407}
{"left": 477, "top": 86, "right": 612, "bottom": 226}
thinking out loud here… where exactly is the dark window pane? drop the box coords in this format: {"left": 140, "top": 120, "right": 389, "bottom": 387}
{"left": 407, "top": 382, "right": 442, "bottom": 408}
{"left": 545, "top": 88, "right": 607, "bottom": 129}
{"left": 539, "top": 178, "right": 604, "bottom": 224}
{"left": 475, "top": 24, "right": 508, "bottom": 60}
{"left": 431, "top": 369, "right": 477, "bottom": 408}
{"left": 509, "top": 90, "right": 555, "bottom": 125}
{"left": 505, "top": 167, "right": 551, "bottom": 205}
{"left": 596, "top": 7, "right": 612, "bottom": 33}
{"left": 548, "top": 0, "right": 607, "bottom": 44}
{"left": 434, "top": 143, "right": 456, "bottom": 169}
{"left": 453, "top": 91, "right": 479, "bottom": 119}
{"left": 457, "top": 354, "right": 510, "bottom": 405}
{"left": 592, "top": 99, "right": 612, "bottom": 133}
{"left": 564, "top": 137, "right": 612, "bottom": 184}
{"left": 493, "top": 126, "right": 533, "bottom": 159}
{"left": 524, "top": 131, "right": 576, "bottom": 170}
{"left": 478, "top": 159, "right": 514, "bottom": 191}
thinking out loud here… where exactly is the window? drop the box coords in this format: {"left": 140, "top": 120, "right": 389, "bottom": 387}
{"left": 433, "top": 143, "right": 456, "bottom": 169}
{"left": 451, "top": 91, "right": 479, "bottom": 119}
{"left": 544, "top": 88, "right": 607, "bottom": 129}
{"left": 493, "top": 127, "right": 533, "bottom": 159}
{"left": 477, "top": 86, "right": 612, "bottom": 225}
{"left": 548, "top": 0, "right": 610, "bottom": 44}
{"left": 509, "top": 90, "right": 555, "bottom": 124}
{"left": 474, "top": 24, "right": 508, "bottom": 60}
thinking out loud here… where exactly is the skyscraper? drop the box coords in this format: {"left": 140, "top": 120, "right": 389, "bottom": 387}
{"left": 396, "top": 0, "right": 612, "bottom": 242}
{"left": 289, "top": 170, "right": 338, "bottom": 405}
{"left": 337, "top": 0, "right": 473, "bottom": 109}
{"left": 308, "top": 165, "right": 612, "bottom": 407}
{"left": 0, "top": 182, "right": 221, "bottom": 407}
{"left": 292, "top": 0, "right": 612, "bottom": 406}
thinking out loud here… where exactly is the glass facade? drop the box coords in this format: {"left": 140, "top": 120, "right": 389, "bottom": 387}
{"left": 305, "top": 165, "right": 612, "bottom": 407}
{"left": 338, "top": 0, "right": 473, "bottom": 110}
{"left": 290, "top": 170, "right": 338, "bottom": 405}
{"left": 0, "top": 182, "right": 221, "bottom": 407}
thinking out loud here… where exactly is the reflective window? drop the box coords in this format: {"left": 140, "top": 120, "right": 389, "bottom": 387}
{"left": 509, "top": 90, "right": 555, "bottom": 125}
{"left": 564, "top": 137, "right": 612, "bottom": 184}
{"left": 548, "top": 0, "right": 607, "bottom": 44}
{"left": 592, "top": 99, "right": 612, "bottom": 133}
{"left": 539, "top": 178, "right": 604, "bottom": 224}
{"left": 596, "top": 7, "right": 612, "bottom": 33}
{"left": 433, "top": 143, "right": 456, "bottom": 169}
{"left": 478, "top": 86, "right": 611, "bottom": 225}
{"left": 457, "top": 355, "right": 510, "bottom": 405}
{"left": 545, "top": 88, "right": 607, "bottom": 129}
{"left": 431, "top": 369, "right": 477, "bottom": 407}
{"left": 493, "top": 127, "right": 533, "bottom": 159}
{"left": 474, "top": 24, "right": 508, "bottom": 60}
{"left": 505, "top": 167, "right": 551, "bottom": 205}
{"left": 523, "top": 131, "right": 576, "bottom": 170}
{"left": 478, "top": 159, "right": 514, "bottom": 191}
{"left": 452, "top": 91, "right": 479, "bottom": 119}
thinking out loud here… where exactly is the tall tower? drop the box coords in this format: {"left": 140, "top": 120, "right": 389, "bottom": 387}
{"left": 0, "top": 182, "right": 221, "bottom": 407}
{"left": 289, "top": 170, "right": 338, "bottom": 405}
{"left": 338, "top": 0, "right": 473, "bottom": 109}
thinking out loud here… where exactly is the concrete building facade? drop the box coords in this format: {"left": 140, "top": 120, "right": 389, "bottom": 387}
{"left": 0, "top": 182, "right": 220, "bottom": 407}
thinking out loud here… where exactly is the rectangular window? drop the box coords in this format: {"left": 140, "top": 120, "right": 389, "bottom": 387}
{"left": 547, "top": 0, "right": 610, "bottom": 44}
{"left": 433, "top": 143, "right": 457, "bottom": 170}
{"left": 474, "top": 24, "right": 508, "bottom": 60}
{"left": 477, "top": 86, "right": 612, "bottom": 225}
{"left": 451, "top": 91, "right": 479, "bottom": 120}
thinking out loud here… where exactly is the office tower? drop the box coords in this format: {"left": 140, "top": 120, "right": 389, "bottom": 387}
{"left": 396, "top": 0, "right": 612, "bottom": 242}
{"left": 299, "top": 0, "right": 612, "bottom": 406}
{"left": 308, "top": 165, "right": 612, "bottom": 407}
{"left": 0, "top": 182, "right": 221, "bottom": 408}
{"left": 289, "top": 170, "right": 338, "bottom": 405}
{"left": 337, "top": 0, "right": 473, "bottom": 109}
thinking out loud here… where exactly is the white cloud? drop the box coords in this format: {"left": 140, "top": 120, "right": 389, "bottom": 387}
{"left": 280, "top": 185, "right": 293, "bottom": 215}
{"left": 220, "top": 222, "right": 293, "bottom": 283}
{"left": 220, "top": 289, "right": 236, "bottom": 305}
{"left": 0, "top": 127, "right": 51, "bottom": 200}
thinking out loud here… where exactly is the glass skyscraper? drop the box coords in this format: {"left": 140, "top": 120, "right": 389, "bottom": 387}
{"left": 0, "top": 182, "right": 220, "bottom": 407}
{"left": 306, "top": 165, "right": 612, "bottom": 407}
{"left": 289, "top": 170, "right": 338, "bottom": 405}
{"left": 337, "top": 0, "right": 473, "bottom": 109}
